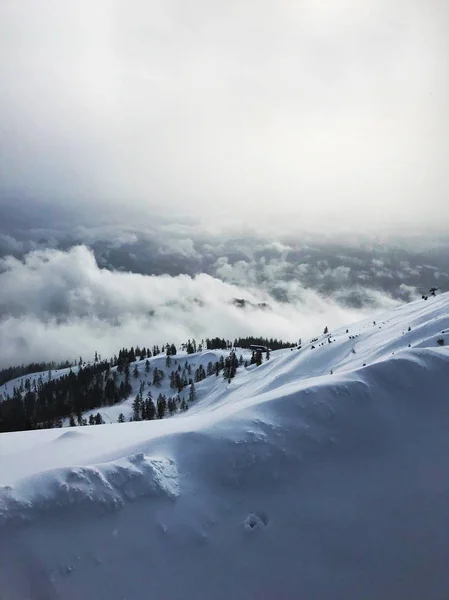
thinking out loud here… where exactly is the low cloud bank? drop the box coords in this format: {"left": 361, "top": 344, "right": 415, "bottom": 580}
{"left": 0, "top": 245, "right": 403, "bottom": 368}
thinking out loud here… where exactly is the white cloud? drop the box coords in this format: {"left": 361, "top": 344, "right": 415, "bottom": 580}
{"left": 0, "top": 245, "right": 400, "bottom": 367}
{"left": 0, "top": 0, "right": 448, "bottom": 233}
{"left": 372, "top": 259, "right": 384, "bottom": 267}
{"left": 158, "top": 237, "right": 199, "bottom": 258}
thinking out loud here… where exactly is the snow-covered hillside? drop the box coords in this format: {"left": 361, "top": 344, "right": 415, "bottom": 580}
{"left": 1, "top": 293, "right": 449, "bottom": 599}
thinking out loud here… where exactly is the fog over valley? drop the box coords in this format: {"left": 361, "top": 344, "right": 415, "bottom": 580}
{"left": 1, "top": 204, "right": 448, "bottom": 368}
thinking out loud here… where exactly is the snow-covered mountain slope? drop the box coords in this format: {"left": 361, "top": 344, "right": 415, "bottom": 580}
{"left": 1, "top": 293, "right": 449, "bottom": 600}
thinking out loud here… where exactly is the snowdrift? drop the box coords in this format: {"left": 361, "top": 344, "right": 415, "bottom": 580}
{"left": 1, "top": 294, "right": 449, "bottom": 599}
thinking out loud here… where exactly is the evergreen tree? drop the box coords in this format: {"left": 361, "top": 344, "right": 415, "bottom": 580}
{"left": 133, "top": 364, "right": 139, "bottom": 378}
{"left": 170, "top": 371, "right": 177, "bottom": 390}
{"left": 188, "top": 382, "right": 196, "bottom": 403}
{"left": 145, "top": 359, "right": 150, "bottom": 374}
{"left": 145, "top": 393, "right": 156, "bottom": 420}
{"left": 195, "top": 365, "right": 206, "bottom": 382}
{"left": 105, "top": 377, "right": 118, "bottom": 405}
{"left": 157, "top": 394, "right": 167, "bottom": 419}
{"left": 177, "top": 373, "right": 185, "bottom": 393}
{"left": 117, "top": 413, "right": 125, "bottom": 423}
{"left": 223, "top": 358, "right": 230, "bottom": 380}
{"left": 124, "top": 377, "right": 132, "bottom": 397}
{"left": 223, "top": 352, "right": 238, "bottom": 380}
{"left": 132, "top": 394, "right": 142, "bottom": 421}
{"left": 153, "top": 368, "right": 162, "bottom": 387}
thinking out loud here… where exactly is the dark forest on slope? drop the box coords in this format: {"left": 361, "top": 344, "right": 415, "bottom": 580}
{"left": 0, "top": 337, "right": 293, "bottom": 433}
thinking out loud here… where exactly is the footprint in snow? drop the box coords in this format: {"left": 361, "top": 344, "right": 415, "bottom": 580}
{"left": 244, "top": 512, "right": 269, "bottom": 531}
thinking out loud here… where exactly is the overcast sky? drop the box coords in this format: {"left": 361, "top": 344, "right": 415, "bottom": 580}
{"left": 1, "top": 0, "right": 448, "bottom": 232}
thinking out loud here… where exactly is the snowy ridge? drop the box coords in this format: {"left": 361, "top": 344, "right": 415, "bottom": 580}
{"left": 0, "top": 451, "right": 178, "bottom": 525}
{"left": 1, "top": 293, "right": 448, "bottom": 507}
{"left": 1, "top": 293, "right": 449, "bottom": 599}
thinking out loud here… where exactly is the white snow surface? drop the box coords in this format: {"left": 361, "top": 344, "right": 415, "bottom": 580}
{"left": 1, "top": 293, "right": 449, "bottom": 599}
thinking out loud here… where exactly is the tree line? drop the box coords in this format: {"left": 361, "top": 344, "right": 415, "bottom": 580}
{"left": 0, "top": 337, "right": 284, "bottom": 433}
{"left": 0, "top": 360, "right": 72, "bottom": 387}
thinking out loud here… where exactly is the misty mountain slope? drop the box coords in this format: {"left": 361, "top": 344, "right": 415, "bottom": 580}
{"left": 1, "top": 294, "right": 449, "bottom": 599}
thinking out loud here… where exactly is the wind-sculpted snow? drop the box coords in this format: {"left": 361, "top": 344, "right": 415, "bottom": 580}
{"left": 1, "top": 293, "right": 449, "bottom": 599}
{"left": 0, "top": 454, "right": 179, "bottom": 526}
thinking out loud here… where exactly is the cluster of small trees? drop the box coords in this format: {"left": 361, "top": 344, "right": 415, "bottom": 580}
{"left": 233, "top": 337, "right": 296, "bottom": 351}
{"left": 115, "top": 346, "right": 156, "bottom": 370}
{"left": 204, "top": 336, "right": 296, "bottom": 351}
{"left": 91, "top": 342, "right": 178, "bottom": 371}
{"left": 205, "top": 338, "right": 232, "bottom": 350}
{"left": 88, "top": 413, "right": 104, "bottom": 425}
{"left": 120, "top": 352, "right": 247, "bottom": 426}
{"left": 129, "top": 389, "right": 190, "bottom": 422}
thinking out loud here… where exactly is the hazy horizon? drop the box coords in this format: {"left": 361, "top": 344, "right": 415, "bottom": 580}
{"left": 1, "top": 207, "right": 448, "bottom": 368}
{"left": 1, "top": 0, "right": 448, "bottom": 233}
{"left": 1, "top": 1, "right": 448, "bottom": 368}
